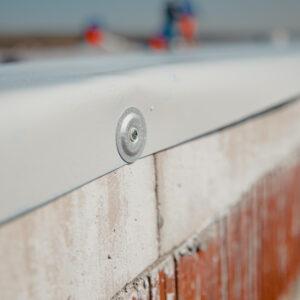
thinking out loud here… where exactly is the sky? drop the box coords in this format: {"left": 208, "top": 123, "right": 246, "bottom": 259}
{"left": 0, "top": 0, "right": 299, "bottom": 35}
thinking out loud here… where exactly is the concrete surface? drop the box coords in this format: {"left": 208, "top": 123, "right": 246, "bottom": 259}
{"left": 0, "top": 156, "right": 158, "bottom": 299}
{"left": 156, "top": 99, "right": 300, "bottom": 255}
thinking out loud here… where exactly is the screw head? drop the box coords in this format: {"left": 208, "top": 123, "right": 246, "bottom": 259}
{"left": 116, "top": 107, "right": 146, "bottom": 163}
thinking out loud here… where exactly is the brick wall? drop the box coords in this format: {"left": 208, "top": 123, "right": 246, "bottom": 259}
{"left": 1, "top": 100, "right": 300, "bottom": 299}
{"left": 114, "top": 162, "right": 300, "bottom": 299}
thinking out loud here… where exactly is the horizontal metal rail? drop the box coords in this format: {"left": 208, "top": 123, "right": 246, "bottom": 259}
{"left": 1, "top": 44, "right": 300, "bottom": 224}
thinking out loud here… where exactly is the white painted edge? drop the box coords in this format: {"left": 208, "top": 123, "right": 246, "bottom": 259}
{"left": 1, "top": 48, "right": 300, "bottom": 223}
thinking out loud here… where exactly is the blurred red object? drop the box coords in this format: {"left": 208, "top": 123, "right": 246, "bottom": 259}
{"left": 179, "top": 15, "right": 197, "bottom": 43}
{"left": 148, "top": 35, "right": 168, "bottom": 51}
{"left": 85, "top": 26, "right": 104, "bottom": 46}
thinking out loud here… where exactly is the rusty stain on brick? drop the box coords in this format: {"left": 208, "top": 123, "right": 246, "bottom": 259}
{"left": 176, "top": 252, "right": 201, "bottom": 300}
{"left": 149, "top": 256, "right": 176, "bottom": 300}
{"left": 197, "top": 223, "right": 223, "bottom": 300}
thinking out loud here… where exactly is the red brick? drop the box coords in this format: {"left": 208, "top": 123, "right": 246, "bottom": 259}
{"left": 197, "top": 223, "right": 223, "bottom": 300}
{"left": 116, "top": 161, "right": 300, "bottom": 300}
{"left": 226, "top": 206, "right": 243, "bottom": 300}
{"left": 255, "top": 165, "right": 300, "bottom": 300}
{"left": 150, "top": 257, "right": 176, "bottom": 300}
{"left": 176, "top": 251, "right": 201, "bottom": 300}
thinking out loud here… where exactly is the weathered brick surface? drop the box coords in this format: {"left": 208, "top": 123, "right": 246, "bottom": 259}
{"left": 176, "top": 251, "right": 201, "bottom": 299}
{"left": 258, "top": 166, "right": 300, "bottom": 300}
{"left": 197, "top": 223, "right": 223, "bottom": 300}
{"left": 116, "top": 160, "right": 300, "bottom": 300}
{"left": 149, "top": 256, "right": 176, "bottom": 300}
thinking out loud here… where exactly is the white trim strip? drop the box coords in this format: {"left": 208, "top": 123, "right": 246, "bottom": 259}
{"left": 1, "top": 46, "right": 300, "bottom": 223}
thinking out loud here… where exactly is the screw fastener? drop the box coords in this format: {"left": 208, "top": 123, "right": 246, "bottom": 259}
{"left": 116, "top": 107, "right": 146, "bottom": 163}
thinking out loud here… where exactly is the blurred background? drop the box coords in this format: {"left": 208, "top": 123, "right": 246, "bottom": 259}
{"left": 0, "top": 0, "right": 300, "bottom": 63}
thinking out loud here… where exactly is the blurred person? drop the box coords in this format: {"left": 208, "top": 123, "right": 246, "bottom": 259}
{"left": 149, "top": 0, "right": 198, "bottom": 51}
{"left": 162, "top": 1, "right": 180, "bottom": 43}
{"left": 149, "top": 1, "right": 180, "bottom": 51}
{"left": 178, "top": 0, "right": 198, "bottom": 44}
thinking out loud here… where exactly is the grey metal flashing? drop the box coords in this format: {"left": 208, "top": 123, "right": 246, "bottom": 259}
{"left": 1, "top": 44, "right": 300, "bottom": 224}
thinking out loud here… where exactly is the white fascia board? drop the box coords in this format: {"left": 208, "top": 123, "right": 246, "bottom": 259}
{"left": 0, "top": 46, "right": 300, "bottom": 224}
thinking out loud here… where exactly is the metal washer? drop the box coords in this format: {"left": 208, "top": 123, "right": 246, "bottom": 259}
{"left": 116, "top": 107, "right": 147, "bottom": 163}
